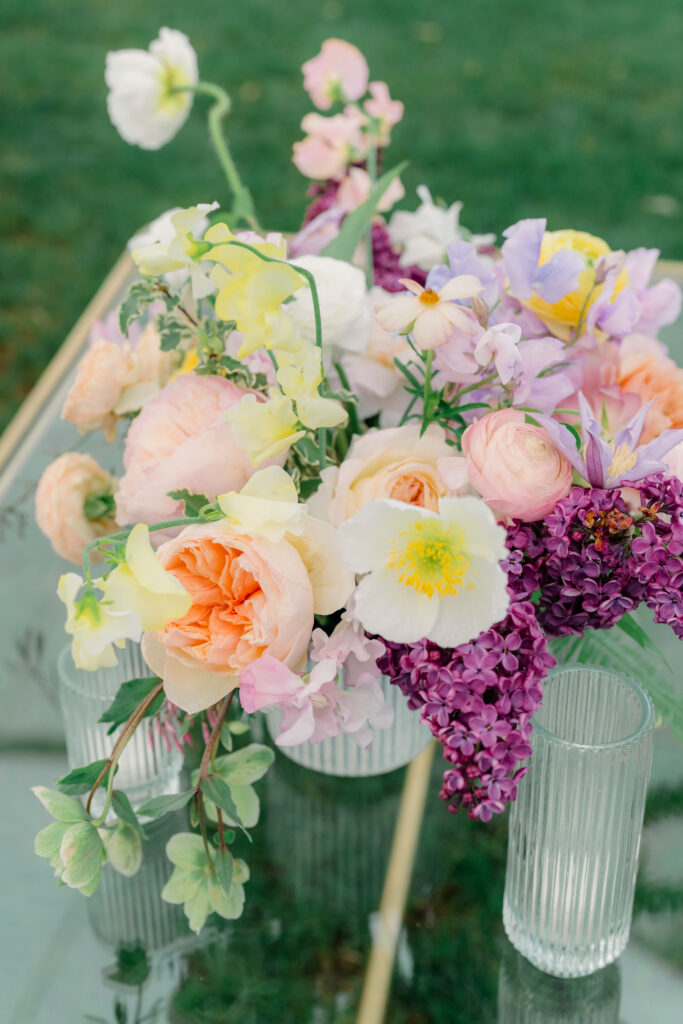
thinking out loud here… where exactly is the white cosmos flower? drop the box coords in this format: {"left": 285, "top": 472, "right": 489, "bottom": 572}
{"left": 339, "top": 497, "right": 509, "bottom": 646}
{"left": 131, "top": 203, "right": 219, "bottom": 298}
{"left": 105, "top": 27, "right": 198, "bottom": 150}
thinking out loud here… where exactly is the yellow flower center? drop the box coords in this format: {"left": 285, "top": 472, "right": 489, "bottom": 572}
{"left": 607, "top": 442, "right": 637, "bottom": 481}
{"left": 386, "top": 519, "right": 470, "bottom": 598}
{"left": 156, "top": 63, "right": 192, "bottom": 115}
{"left": 419, "top": 288, "right": 441, "bottom": 306}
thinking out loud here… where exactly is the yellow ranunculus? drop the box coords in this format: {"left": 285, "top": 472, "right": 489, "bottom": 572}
{"left": 58, "top": 573, "right": 141, "bottom": 671}
{"left": 524, "top": 229, "right": 628, "bottom": 339}
{"left": 99, "top": 524, "right": 192, "bottom": 631}
{"left": 225, "top": 390, "right": 306, "bottom": 465}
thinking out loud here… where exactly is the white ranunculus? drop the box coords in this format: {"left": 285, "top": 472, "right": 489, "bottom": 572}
{"left": 105, "top": 27, "right": 198, "bottom": 150}
{"left": 388, "top": 185, "right": 496, "bottom": 271}
{"left": 283, "top": 255, "right": 373, "bottom": 356}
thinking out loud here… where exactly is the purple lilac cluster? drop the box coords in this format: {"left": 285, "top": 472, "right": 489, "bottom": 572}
{"left": 504, "top": 486, "right": 647, "bottom": 637}
{"left": 632, "top": 474, "right": 683, "bottom": 637}
{"left": 378, "top": 601, "right": 554, "bottom": 821}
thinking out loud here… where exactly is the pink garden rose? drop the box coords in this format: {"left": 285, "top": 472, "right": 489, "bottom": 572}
{"left": 462, "top": 409, "right": 573, "bottom": 522}
{"left": 142, "top": 523, "right": 316, "bottom": 713}
{"left": 115, "top": 374, "right": 257, "bottom": 528}
{"left": 35, "top": 453, "right": 116, "bottom": 563}
{"left": 302, "top": 39, "right": 369, "bottom": 110}
{"left": 62, "top": 323, "right": 176, "bottom": 442}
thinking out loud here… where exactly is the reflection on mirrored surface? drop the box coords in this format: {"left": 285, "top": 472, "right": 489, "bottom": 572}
{"left": 497, "top": 943, "right": 621, "bottom": 1024}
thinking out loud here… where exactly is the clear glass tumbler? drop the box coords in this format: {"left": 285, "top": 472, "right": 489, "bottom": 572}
{"left": 503, "top": 664, "right": 654, "bottom": 978}
{"left": 57, "top": 642, "right": 183, "bottom": 812}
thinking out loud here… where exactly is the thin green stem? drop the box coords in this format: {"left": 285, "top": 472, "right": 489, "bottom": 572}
{"left": 333, "top": 360, "right": 362, "bottom": 436}
{"left": 196, "top": 793, "right": 213, "bottom": 865}
{"left": 177, "top": 81, "right": 260, "bottom": 231}
{"left": 422, "top": 349, "right": 434, "bottom": 429}
{"left": 450, "top": 372, "right": 499, "bottom": 402}
{"left": 81, "top": 515, "right": 207, "bottom": 583}
{"left": 90, "top": 682, "right": 164, "bottom": 823}
{"left": 198, "top": 692, "right": 234, "bottom": 782}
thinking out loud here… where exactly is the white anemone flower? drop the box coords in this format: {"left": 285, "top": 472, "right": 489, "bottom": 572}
{"left": 131, "top": 203, "right": 219, "bottom": 298}
{"left": 339, "top": 497, "right": 509, "bottom": 646}
{"left": 105, "top": 27, "right": 198, "bottom": 150}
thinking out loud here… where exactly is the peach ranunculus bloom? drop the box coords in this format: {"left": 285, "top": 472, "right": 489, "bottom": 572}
{"left": 62, "top": 323, "right": 177, "bottom": 442}
{"left": 308, "top": 422, "right": 467, "bottom": 526}
{"left": 141, "top": 522, "right": 320, "bottom": 713}
{"left": 115, "top": 374, "right": 258, "bottom": 529}
{"left": 35, "top": 453, "right": 116, "bottom": 563}
{"left": 617, "top": 333, "right": 683, "bottom": 442}
{"left": 462, "top": 409, "right": 573, "bottom": 523}
{"left": 302, "top": 39, "right": 369, "bottom": 110}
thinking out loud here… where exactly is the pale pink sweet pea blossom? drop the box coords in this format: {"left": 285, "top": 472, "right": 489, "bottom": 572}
{"left": 462, "top": 409, "right": 573, "bottom": 522}
{"left": 302, "top": 39, "right": 369, "bottom": 110}
{"left": 115, "top": 374, "right": 258, "bottom": 527}
{"left": 375, "top": 276, "right": 482, "bottom": 350}
{"left": 337, "top": 167, "right": 405, "bottom": 213}
{"left": 35, "top": 453, "right": 116, "bottom": 564}
{"left": 364, "top": 81, "right": 403, "bottom": 144}
{"left": 473, "top": 323, "right": 523, "bottom": 384}
{"left": 240, "top": 656, "right": 342, "bottom": 746}
{"left": 292, "top": 111, "right": 366, "bottom": 180}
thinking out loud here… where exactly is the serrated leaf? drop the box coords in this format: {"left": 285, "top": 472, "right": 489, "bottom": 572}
{"left": 213, "top": 744, "right": 275, "bottom": 785}
{"left": 60, "top": 822, "right": 105, "bottom": 888}
{"left": 98, "top": 677, "right": 163, "bottom": 735}
{"left": 321, "top": 161, "right": 408, "bottom": 263}
{"left": 137, "top": 789, "right": 194, "bottom": 819}
{"left": 111, "top": 790, "right": 147, "bottom": 839}
{"left": 214, "top": 846, "right": 234, "bottom": 895}
{"left": 200, "top": 775, "right": 246, "bottom": 832}
{"left": 57, "top": 759, "right": 113, "bottom": 797}
{"left": 32, "top": 786, "right": 89, "bottom": 822}
{"left": 167, "top": 489, "right": 211, "bottom": 518}
{"left": 102, "top": 822, "right": 142, "bottom": 878}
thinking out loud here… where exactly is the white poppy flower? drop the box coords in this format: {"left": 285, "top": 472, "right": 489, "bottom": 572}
{"left": 105, "top": 27, "right": 198, "bottom": 150}
{"left": 339, "top": 496, "right": 509, "bottom": 646}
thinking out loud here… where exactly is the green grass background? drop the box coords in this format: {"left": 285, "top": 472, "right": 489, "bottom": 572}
{"left": 1, "top": 0, "right": 682, "bottom": 431}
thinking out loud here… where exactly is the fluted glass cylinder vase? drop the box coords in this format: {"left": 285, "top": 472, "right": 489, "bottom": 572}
{"left": 503, "top": 664, "right": 654, "bottom": 978}
{"left": 266, "top": 673, "right": 431, "bottom": 776}
{"left": 58, "top": 642, "right": 183, "bottom": 812}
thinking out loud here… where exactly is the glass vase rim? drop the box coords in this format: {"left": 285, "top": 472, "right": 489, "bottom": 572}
{"left": 531, "top": 662, "right": 654, "bottom": 752}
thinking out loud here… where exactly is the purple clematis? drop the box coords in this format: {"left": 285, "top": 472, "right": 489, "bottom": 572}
{"left": 539, "top": 392, "right": 683, "bottom": 488}
{"left": 501, "top": 218, "right": 584, "bottom": 303}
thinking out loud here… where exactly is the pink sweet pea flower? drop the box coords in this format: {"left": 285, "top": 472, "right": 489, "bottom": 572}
{"left": 336, "top": 166, "right": 404, "bottom": 212}
{"left": 240, "top": 655, "right": 341, "bottom": 746}
{"left": 302, "top": 39, "right": 369, "bottom": 110}
{"left": 292, "top": 111, "right": 366, "bottom": 181}
{"left": 364, "top": 81, "right": 404, "bottom": 144}
{"left": 375, "top": 275, "right": 482, "bottom": 350}
{"left": 473, "top": 323, "right": 523, "bottom": 385}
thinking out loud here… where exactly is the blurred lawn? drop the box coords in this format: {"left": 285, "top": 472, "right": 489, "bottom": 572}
{"left": 1, "top": 0, "right": 682, "bottom": 432}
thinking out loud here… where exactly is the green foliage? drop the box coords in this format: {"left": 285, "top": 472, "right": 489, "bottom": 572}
{"left": 107, "top": 945, "right": 151, "bottom": 988}
{"left": 137, "top": 789, "right": 194, "bottom": 819}
{"left": 32, "top": 785, "right": 88, "bottom": 822}
{"left": 112, "top": 790, "right": 147, "bottom": 838}
{"left": 118, "top": 279, "right": 159, "bottom": 337}
{"left": 321, "top": 161, "right": 407, "bottom": 262}
{"left": 98, "top": 677, "right": 163, "bottom": 735}
{"left": 57, "top": 759, "right": 115, "bottom": 796}
{"left": 194, "top": 349, "right": 268, "bottom": 390}
{"left": 193, "top": 744, "right": 275, "bottom": 830}
{"left": 83, "top": 492, "right": 116, "bottom": 521}
{"left": 200, "top": 775, "right": 247, "bottom": 834}
{"left": 161, "top": 832, "right": 249, "bottom": 933}
{"left": 166, "top": 489, "right": 211, "bottom": 517}
{"left": 156, "top": 308, "right": 196, "bottom": 351}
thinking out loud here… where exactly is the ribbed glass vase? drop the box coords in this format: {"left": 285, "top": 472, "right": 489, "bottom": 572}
{"left": 265, "top": 673, "right": 431, "bottom": 776}
{"left": 57, "top": 642, "right": 183, "bottom": 812}
{"left": 503, "top": 664, "right": 654, "bottom": 978}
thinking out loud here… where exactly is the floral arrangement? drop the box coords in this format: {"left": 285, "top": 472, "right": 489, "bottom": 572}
{"left": 33, "top": 29, "right": 683, "bottom": 933}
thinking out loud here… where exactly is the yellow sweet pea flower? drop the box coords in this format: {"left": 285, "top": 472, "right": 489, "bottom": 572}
{"left": 99, "top": 524, "right": 192, "bottom": 632}
{"left": 275, "top": 341, "right": 347, "bottom": 431}
{"left": 226, "top": 390, "right": 306, "bottom": 466}
{"left": 204, "top": 224, "right": 305, "bottom": 333}
{"left": 217, "top": 466, "right": 304, "bottom": 541}
{"left": 524, "top": 229, "right": 628, "bottom": 339}
{"left": 58, "top": 573, "right": 141, "bottom": 671}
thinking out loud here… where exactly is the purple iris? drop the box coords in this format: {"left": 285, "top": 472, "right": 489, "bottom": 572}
{"left": 538, "top": 393, "right": 683, "bottom": 488}
{"left": 501, "top": 218, "right": 584, "bottom": 303}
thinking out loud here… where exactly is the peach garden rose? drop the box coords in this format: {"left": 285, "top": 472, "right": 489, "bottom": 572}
{"left": 462, "top": 409, "right": 573, "bottom": 522}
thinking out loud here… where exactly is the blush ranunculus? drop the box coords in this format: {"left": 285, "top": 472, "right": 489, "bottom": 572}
{"left": 115, "top": 374, "right": 258, "bottom": 528}
{"left": 462, "top": 409, "right": 573, "bottom": 522}
{"left": 308, "top": 422, "right": 467, "bottom": 525}
{"left": 35, "top": 453, "right": 117, "bottom": 563}
{"left": 142, "top": 522, "right": 315, "bottom": 713}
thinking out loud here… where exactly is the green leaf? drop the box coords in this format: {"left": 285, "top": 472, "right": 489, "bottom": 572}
{"left": 321, "top": 161, "right": 408, "bottom": 263}
{"left": 57, "top": 759, "right": 113, "bottom": 797}
{"left": 118, "top": 280, "right": 156, "bottom": 336}
{"left": 60, "top": 822, "right": 105, "bottom": 888}
{"left": 213, "top": 744, "right": 275, "bottom": 785}
{"left": 136, "top": 789, "right": 194, "bottom": 819}
{"left": 167, "top": 489, "right": 211, "bottom": 518}
{"left": 204, "top": 783, "right": 260, "bottom": 829}
{"left": 219, "top": 722, "right": 233, "bottom": 752}
{"left": 108, "top": 945, "right": 150, "bottom": 988}
{"left": 200, "top": 775, "right": 246, "bottom": 833}
{"left": 228, "top": 720, "right": 250, "bottom": 736}
{"left": 111, "top": 790, "right": 147, "bottom": 839}
{"left": 83, "top": 492, "right": 116, "bottom": 522}
{"left": 98, "top": 677, "right": 163, "bottom": 735}
{"left": 102, "top": 822, "right": 142, "bottom": 878}
{"left": 616, "top": 613, "right": 672, "bottom": 671}
{"left": 214, "top": 846, "right": 233, "bottom": 896}
{"left": 32, "top": 786, "right": 88, "bottom": 822}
